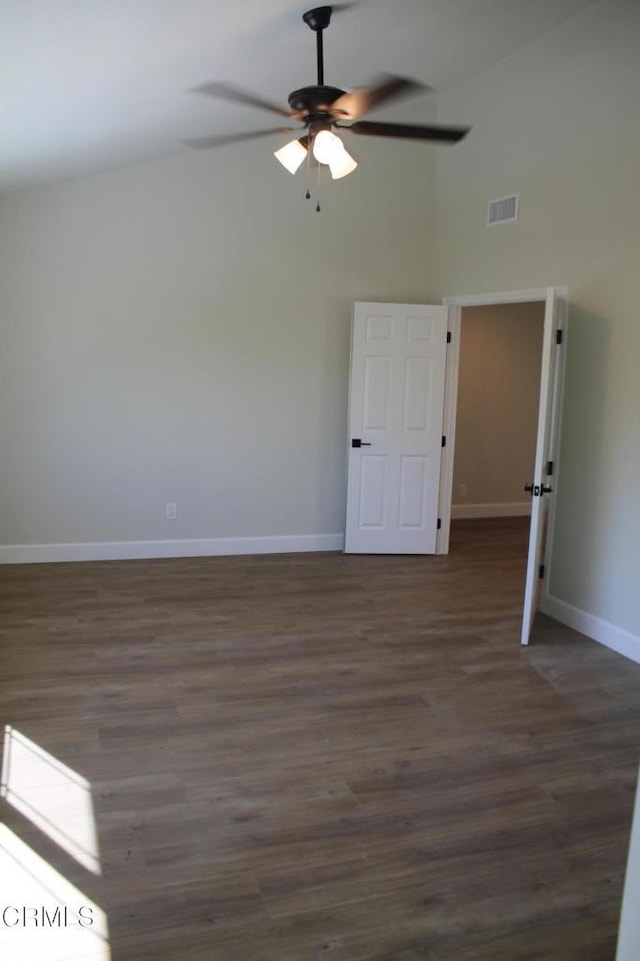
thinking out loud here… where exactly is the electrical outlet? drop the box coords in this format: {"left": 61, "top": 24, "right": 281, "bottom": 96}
{"left": 459, "top": 483, "right": 468, "bottom": 498}
{"left": 165, "top": 502, "right": 177, "bottom": 520}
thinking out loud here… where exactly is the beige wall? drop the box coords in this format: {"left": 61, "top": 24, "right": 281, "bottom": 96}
{"left": 453, "top": 302, "right": 543, "bottom": 512}
{"left": 0, "top": 135, "right": 434, "bottom": 549}
{"left": 430, "top": 0, "right": 640, "bottom": 638}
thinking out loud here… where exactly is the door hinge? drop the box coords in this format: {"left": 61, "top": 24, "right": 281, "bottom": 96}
{"left": 546, "top": 460, "right": 554, "bottom": 476}
{"left": 539, "top": 564, "right": 545, "bottom": 579}
{"left": 441, "top": 435, "right": 446, "bottom": 448}
{"left": 556, "top": 329, "right": 563, "bottom": 345}
{"left": 437, "top": 518, "right": 442, "bottom": 530}
{"left": 446, "top": 331, "right": 452, "bottom": 343}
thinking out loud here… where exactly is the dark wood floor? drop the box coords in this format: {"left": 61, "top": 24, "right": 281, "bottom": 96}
{"left": 1, "top": 517, "right": 639, "bottom": 960}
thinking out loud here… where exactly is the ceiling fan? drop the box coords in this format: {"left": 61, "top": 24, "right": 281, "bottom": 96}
{"left": 185, "top": 5, "right": 470, "bottom": 203}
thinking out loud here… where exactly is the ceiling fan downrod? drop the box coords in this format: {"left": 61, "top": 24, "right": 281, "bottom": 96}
{"left": 302, "top": 6, "right": 333, "bottom": 86}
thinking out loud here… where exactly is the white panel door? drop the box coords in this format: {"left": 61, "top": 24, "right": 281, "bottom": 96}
{"left": 521, "top": 287, "right": 567, "bottom": 644}
{"left": 345, "top": 302, "right": 449, "bottom": 553}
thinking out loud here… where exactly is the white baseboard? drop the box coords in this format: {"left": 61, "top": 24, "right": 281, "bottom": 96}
{"left": 0, "top": 533, "right": 345, "bottom": 565}
{"left": 542, "top": 594, "right": 640, "bottom": 665}
{"left": 451, "top": 502, "right": 532, "bottom": 519}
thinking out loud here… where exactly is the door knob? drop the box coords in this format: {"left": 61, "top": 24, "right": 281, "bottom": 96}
{"left": 351, "top": 439, "right": 372, "bottom": 448}
{"left": 524, "top": 483, "right": 552, "bottom": 497}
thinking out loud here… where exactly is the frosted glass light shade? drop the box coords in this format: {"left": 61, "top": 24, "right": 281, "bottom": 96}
{"left": 328, "top": 149, "right": 358, "bottom": 179}
{"left": 312, "top": 130, "right": 342, "bottom": 164}
{"left": 312, "top": 129, "right": 357, "bottom": 179}
{"left": 273, "top": 138, "right": 307, "bottom": 174}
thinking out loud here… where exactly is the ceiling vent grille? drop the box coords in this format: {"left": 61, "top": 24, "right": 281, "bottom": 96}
{"left": 488, "top": 194, "right": 518, "bottom": 226}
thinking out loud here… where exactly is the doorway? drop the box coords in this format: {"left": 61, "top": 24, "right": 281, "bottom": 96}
{"left": 437, "top": 287, "right": 568, "bottom": 644}
{"left": 448, "top": 300, "right": 545, "bottom": 625}
{"left": 451, "top": 301, "right": 544, "bottom": 523}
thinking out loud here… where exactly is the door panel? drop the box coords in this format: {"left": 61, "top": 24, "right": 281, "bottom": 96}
{"left": 359, "top": 457, "right": 387, "bottom": 528}
{"left": 521, "top": 288, "right": 567, "bottom": 644}
{"left": 345, "top": 302, "right": 448, "bottom": 554}
{"left": 398, "top": 456, "right": 428, "bottom": 528}
{"left": 403, "top": 356, "right": 432, "bottom": 430}
{"left": 363, "top": 356, "right": 391, "bottom": 429}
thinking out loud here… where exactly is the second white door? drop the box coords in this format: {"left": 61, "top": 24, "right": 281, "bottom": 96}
{"left": 345, "top": 302, "right": 449, "bottom": 554}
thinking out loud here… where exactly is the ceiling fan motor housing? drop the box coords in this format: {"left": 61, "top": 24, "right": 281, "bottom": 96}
{"left": 287, "top": 85, "right": 346, "bottom": 119}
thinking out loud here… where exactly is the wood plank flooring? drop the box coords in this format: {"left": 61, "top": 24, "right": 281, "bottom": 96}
{"left": 1, "top": 517, "right": 639, "bottom": 960}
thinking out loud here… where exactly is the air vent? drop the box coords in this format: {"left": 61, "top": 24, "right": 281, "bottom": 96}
{"left": 487, "top": 194, "right": 519, "bottom": 226}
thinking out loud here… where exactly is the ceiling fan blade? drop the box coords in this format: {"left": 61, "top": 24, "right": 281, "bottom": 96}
{"left": 339, "top": 120, "right": 471, "bottom": 143}
{"left": 331, "top": 75, "right": 429, "bottom": 121}
{"left": 183, "top": 127, "right": 296, "bottom": 149}
{"left": 193, "top": 81, "right": 293, "bottom": 119}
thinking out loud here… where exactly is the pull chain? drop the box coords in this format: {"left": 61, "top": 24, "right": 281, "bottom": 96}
{"left": 303, "top": 151, "right": 323, "bottom": 212}
{"left": 305, "top": 141, "right": 312, "bottom": 200}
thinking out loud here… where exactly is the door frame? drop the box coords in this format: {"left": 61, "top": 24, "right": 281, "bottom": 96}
{"left": 435, "top": 288, "right": 568, "bottom": 608}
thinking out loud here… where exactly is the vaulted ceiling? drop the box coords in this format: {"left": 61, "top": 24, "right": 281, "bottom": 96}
{"left": 2, "top": 0, "right": 596, "bottom": 194}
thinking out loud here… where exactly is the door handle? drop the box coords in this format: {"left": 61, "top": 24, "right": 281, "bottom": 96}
{"left": 351, "top": 439, "right": 372, "bottom": 448}
{"left": 524, "top": 483, "right": 552, "bottom": 497}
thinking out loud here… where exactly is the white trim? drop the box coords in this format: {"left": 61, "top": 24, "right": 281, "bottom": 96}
{"left": 451, "top": 502, "right": 532, "bottom": 519}
{"left": 0, "top": 533, "right": 344, "bottom": 565}
{"left": 436, "top": 306, "right": 461, "bottom": 554}
{"left": 542, "top": 594, "right": 640, "bottom": 665}
{"left": 539, "top": 294, "right": 568, "bottom": 593}
{"left": 520, "top": 287, "right": 559, "bottom": 645}
{"left": 443, "top": 288, "right": 550, "bottom": 308}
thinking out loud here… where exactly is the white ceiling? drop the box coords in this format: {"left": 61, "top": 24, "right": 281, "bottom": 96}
{"left": 1, "top": 0, "right": 596, "bottom": 195}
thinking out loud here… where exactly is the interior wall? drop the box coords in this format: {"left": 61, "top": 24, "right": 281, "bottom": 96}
{"left": 452, "top": 302, "right": 543, "bottom": 516}
{"left": 429, "top": 0, "right": 640, "bottom": 641}
{"left": 617, "top": 764, "right": 640, "bottom": 960}
{"left": 0, "top": 133, "right": 435, "bottom": 553}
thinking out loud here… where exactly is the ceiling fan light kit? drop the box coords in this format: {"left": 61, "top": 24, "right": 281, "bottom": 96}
{"left": 190, "top": 5, "right": 470, "bottom": 209}
{"left": 310, "top": 129, "right": 357, "bottom": 178}
{"left": 273, "top": 137, "right": 308, "bottom": 174}
{"left": 327, "top": 145, "right": 358, "bottom": 180}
